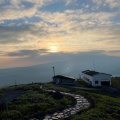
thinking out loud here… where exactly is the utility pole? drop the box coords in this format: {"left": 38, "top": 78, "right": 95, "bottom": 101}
{"left": 78, "top": 74, "right": 81, "bottom": 79}
{"left": 93, "top": 60, "right": 95, "bottom": 71}
{"left": 52, "top": 66, "right": 55, "bottom": 77}
{"left": 15, "top": 79, "right": 16, "bottom": 86}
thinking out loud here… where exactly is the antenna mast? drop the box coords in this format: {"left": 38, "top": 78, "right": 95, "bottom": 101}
{"left": 93, "top": 60, "right": 95, "bottom": 71}
{"left": 52, "top": 66, "right": 55, "bottom": 76}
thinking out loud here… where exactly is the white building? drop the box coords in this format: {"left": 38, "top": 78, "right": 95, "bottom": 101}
{"left": 81, "top": 70, "right": 112, "bottom": 87}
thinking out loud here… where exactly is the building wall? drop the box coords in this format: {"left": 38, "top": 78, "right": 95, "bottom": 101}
{"left": 81, "top": 73, "right": 93, "bottom": 85}
{"left": 53, "top": 78, "right": 61, "bottom": 84}
{"left": 93, "top": 74, "right": 111, "bottom": 87}
{"left": 81, "top": 73, "right": 111, "bottom": 87}
{"left": 61, "top": 78, "right": 75, "bottom": 85}
{"left": 53, "top": 77, "right": 75, "bottom": 85}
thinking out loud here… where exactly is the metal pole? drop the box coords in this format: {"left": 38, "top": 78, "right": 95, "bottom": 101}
{"left": 93, "top": 60, "right": 95, "bottom": 71}
{"left": 15, "top": 79, "right": 16, "bottom": 85}
{"left": 52, "top": 66, "right": 55, "bottom": 76}
{"left": 78, "top": 74, "right": 81, "bottom": 79}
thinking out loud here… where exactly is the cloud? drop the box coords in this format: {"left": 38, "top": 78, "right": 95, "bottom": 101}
{"left": 7, "top": 49, "right": 49, "bottom": 57}
{"left": 105, "top": 50, "right": 120, "bottom": 56}
{"left": 35, "top": 10, "right": 117, "bottom": 40}
{"left": 105, "top": 0, "right": 120, "bottom": 8}
{"left": 65, "top": 0, "right": 73, "bottom": 5}
{"left": 0, "top": 39, "right": 22, "bottom": 44}
{"left": 0, "top": 1, "right": 119, "bottom": 57}
{"left": 0, "top": 0, "right": 53, "bottom": 22}
{"left": 1, "top": 50, "right": 120, "bottom": 70}
{"left": 92, "top": 0, "right": 120, "bottom": 9}
{"left": 0, "top": 25, "right": 32, "bottom": 44}
{"left": 37, "top": 9, "right": 115, "bottom": 26}
{"left": 0, "top": 6, "right": 37, "bottom": 21}
{"left": 0, "top": 0, "right": 5, "bottom": 4}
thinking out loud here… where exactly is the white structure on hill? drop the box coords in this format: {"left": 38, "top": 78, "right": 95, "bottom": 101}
{"left": 81, "top": 70, "right": 112, "bottom": 87}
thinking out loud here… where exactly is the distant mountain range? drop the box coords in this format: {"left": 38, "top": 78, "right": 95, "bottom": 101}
{"left": 0, "top": 63, "right": 53, "bottom": 87}
{"left": 0, "top": 57, "right": 120, "bottom": 87}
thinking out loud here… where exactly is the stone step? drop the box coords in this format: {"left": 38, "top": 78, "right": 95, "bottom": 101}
{"left": 42, "top": 90, "right": 90, "bottom": 120}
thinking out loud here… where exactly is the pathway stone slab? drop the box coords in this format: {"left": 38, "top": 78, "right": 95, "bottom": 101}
{"left": 42, "top": 89, "right": 90, "bottom": 120}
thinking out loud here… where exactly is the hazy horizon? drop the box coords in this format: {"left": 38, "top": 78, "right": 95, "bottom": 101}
{"left": 0, "top": 51, "right": 120, "bottom": 87}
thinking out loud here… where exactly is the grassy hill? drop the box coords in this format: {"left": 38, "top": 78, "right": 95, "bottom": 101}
{"left": 0, "top": 77, "right": 120, "bottom": 120}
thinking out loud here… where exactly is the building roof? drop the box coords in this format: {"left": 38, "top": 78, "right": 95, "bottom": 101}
{"left": 82, "top": 70, "right": 111, "bottom": 76}
{"left": 53, "top": 75, "right": 75, "bottom": 80}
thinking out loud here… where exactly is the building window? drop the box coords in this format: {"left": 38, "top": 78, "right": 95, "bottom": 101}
{"left": 95, "top": 81, "right": 99, "bottom": 84}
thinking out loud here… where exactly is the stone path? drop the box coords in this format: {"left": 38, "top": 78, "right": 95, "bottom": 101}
{"left": 42, "top": 90, "right": 90, "bottom": 120}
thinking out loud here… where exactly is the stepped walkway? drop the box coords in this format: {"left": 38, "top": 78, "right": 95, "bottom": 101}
{"left": 42, "top": 89, "right": 90, "bottom": 120}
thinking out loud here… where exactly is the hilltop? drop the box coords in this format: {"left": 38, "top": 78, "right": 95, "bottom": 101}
{"left": 0, "top": 77, "right": 120, "bottom": 120}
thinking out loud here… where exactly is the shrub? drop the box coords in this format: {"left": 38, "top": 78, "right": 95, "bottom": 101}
{"left": 0, "top": 110, "right": 22, "bottom": 120}
{"left": 52, "top": 91, "right": 63, "bottom": 100}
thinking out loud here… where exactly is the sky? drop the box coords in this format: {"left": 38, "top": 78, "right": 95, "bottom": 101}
{"left": 0, "top": 0, "right": 120, "bottom": 72}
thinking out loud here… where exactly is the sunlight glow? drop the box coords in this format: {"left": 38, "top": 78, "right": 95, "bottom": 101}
{"left": 50, "top": 46, "right": 57, "bottom": 52}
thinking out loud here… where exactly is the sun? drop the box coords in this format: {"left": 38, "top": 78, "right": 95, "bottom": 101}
{"left": 50, "top": 46, "right": 57, "bottom": 52}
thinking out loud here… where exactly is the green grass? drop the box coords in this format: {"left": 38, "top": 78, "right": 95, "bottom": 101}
{"left": 71, "top": 92, "right": 120, "bottom": 120}
{"left": 75, "top": 79, "right": 91, "bottom": 87}
{"left": 112, "top": 77, "right": 120, "bottom": 89}
{"left": 43, "top": 83, "right": 71, "bottom": 92}
{"left": 3, "top": 83, "right": 41, "bottom": 91}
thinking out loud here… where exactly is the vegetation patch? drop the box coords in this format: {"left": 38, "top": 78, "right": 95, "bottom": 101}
{"left": 112, "top": 77, "right": 120, "bottom": 89}
{"left": 75, "top": 79, "right": 91, "bottom": 87}
{"left": 0, "top": 83, "right": 75, "bottom": 120}
{"left": 0, "top": 90, "right": 3, "bottom": 97}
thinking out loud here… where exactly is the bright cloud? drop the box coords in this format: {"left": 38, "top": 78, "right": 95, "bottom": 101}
{"left": 0, "top": 0, "right": 53, "bottom": 21}
{"left": 93, "top": 0, "right": 120, "bottom": 8}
